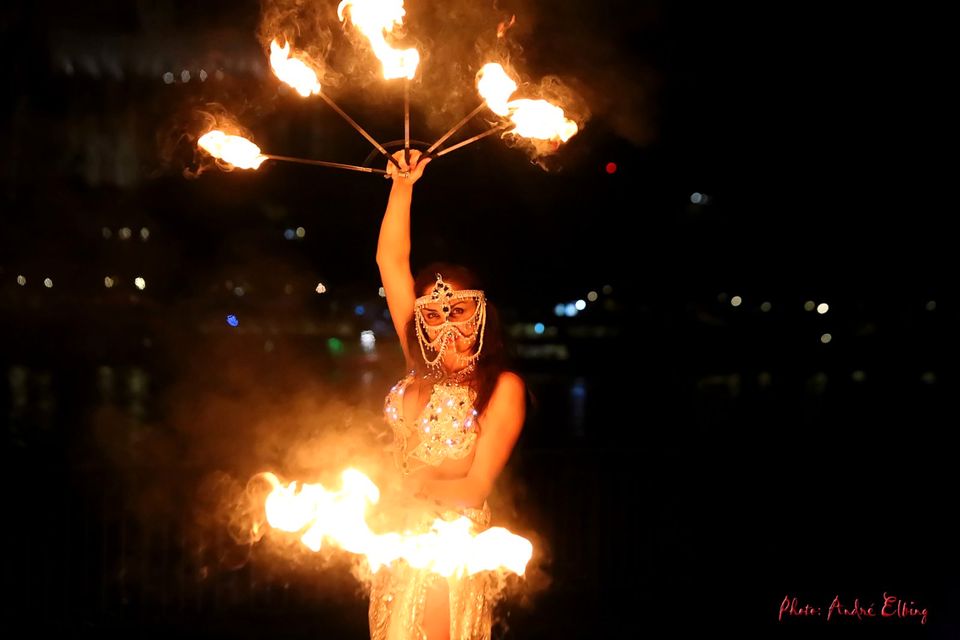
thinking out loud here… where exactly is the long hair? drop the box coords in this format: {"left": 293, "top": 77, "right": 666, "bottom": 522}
{"left": 405, "top": 262, "right": 513, "bottom": 419}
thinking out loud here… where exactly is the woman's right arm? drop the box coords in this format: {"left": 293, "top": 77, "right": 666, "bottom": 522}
{"left": 376, "top": 150, "right": 431, "bottom": 368}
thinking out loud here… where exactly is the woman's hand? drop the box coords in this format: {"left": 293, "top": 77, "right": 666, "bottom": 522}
{"left": 387, "top": 149, "right": 431, "bottom": 186}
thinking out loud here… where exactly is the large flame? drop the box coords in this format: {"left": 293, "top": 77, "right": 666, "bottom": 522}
{"left": 337, "top": 0, "right": 420, "bottom": 80}
{"left": 261, "top": 469, "right": 533, "bottom": 577}
{"left": 476, "top": 63, "right": 579, "bottom": 143}
{"left": 197, "top": 130, "right": 268, "bottom": 169}
{"left": 269, "top": 40, "right": 322, "bottom": 97}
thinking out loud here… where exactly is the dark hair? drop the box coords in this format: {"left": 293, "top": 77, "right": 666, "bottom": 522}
{"left": 404, "top": 261, "right": 514, "bottom": 419}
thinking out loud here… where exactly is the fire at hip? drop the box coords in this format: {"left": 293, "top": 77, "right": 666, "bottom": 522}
{"left": 257, "top": 469, "right": 533, "bottom": 579}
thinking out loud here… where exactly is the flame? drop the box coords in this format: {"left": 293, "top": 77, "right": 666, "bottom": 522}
{"left": 476, "top": 63, "right": 579, "bottom": 143}
{"left": 337, "top": 0, "right": 420, "bottom": 80}
{"left": 261, "top": 469, "right": 533, "bottom": 577}
{"left": 269, "top": 39, "right": 322, "bottom": 97}
{"left": 505, "top": 99, "right": 579, "bottom": 143}
{"left": 197, "top": 130, "right": 268, "bottom": 169}
{"left": 497, "top": 15, "right": 516, "bottom": 39}
{"left": 477, "top": 63, "right": 517, "bottom": 117}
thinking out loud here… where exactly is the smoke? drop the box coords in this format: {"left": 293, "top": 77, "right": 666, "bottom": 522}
{"left": 409, "top": 0, "right": 593, "bottom": 165}
{"left": 485, "top": 463, "right": 554, "bottom": 619}
{"left": 410, "top": 1, "right": 519, "bottom": 132}
{"left": 257, "top": 0, "right": 341, "bottom": 87}
{"left": 86, "top": 277, "right": 394, "bottom": 598}
{"left": 88, "top": 288, "right": 548, "bottom": 613}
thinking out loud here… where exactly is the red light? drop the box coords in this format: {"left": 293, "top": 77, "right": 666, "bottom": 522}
{"left": 605, "top": 162, "right": 617, "bottom": 174}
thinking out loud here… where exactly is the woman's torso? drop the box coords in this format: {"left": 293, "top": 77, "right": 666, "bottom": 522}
{"left": 384, "top": 370, "right": 480, "bottom": 482}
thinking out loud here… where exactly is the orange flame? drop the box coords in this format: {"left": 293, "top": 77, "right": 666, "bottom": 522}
{"left": 476, "top": 63, "right": 579, "bottom": 143}
{"left": 261, "top": 469, "right": 533, "bottom": 577}
{"left": 477, "top": 63, "right": 517, "bottom": 117}
{"left": 505, "top": 99, "right": 580, "bottom": 143}
{"left": 337, "top": 0, "right": 420, "bottom": 80}
{"left": 269, "top": 39, "right": 322, "bottom": 97}
{"left": 497, "top": 15, "right": 516, "bottom": 39}
{"left": 197, "top": 130, "right": 268, "bottom": 169}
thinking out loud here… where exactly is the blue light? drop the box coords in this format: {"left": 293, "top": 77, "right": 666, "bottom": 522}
{"left": 284, "top": 228, "right": 295, "bottom": 240}
{"left": 355, "top": 305, "right": 366, "bottom": 316}
{"left": 564, "top": 303, "right": 578, "bottom": 317}
{"left": 554, "top": 304, "right": 565, "bottom": 317}
{"left": 534, "top": 322, "right": 545, "bottom": 334}
{"left": 226, "top": 314, "right": 239, "bottom": 327}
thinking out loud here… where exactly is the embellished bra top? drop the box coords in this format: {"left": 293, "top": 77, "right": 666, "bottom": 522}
{"left": 383, "top": 369, "right": 480, "bottom": 475}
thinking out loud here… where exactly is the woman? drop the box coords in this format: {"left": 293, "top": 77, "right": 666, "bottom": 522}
{"left": 370, "top": 149, "right": 526, "bottom": 640}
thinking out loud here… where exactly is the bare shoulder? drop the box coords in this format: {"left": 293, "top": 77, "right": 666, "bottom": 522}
{"left": 494, "top": 371, "right": 526, "bottom": 397}
{"left": 486, "top": 370, "right": 526, "bottom": 415}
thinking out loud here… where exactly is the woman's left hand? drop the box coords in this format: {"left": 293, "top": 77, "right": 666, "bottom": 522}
{"left": 387, "top": 149, "right": 431, "bottom": 185}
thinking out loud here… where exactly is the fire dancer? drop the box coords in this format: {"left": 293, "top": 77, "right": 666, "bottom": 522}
{"left": 372, "top": 149, "right": 527, "bottom": 640}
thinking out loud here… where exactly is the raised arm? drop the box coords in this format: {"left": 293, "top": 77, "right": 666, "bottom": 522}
{"left": 376, "top": 150, "right": 431, "bottom": 368}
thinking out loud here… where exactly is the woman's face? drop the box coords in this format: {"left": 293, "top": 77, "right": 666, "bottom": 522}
{"left": 419, "top": 281, "right": 480, "bottom": 368}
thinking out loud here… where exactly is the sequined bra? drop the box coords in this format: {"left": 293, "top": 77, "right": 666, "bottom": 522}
{"left": 384, "top": 369, "right": 480, "bottom": 475}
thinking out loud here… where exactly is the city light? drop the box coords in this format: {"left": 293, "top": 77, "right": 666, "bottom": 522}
{"left": 360, "top": 330, "right": 376, "bottom": 353}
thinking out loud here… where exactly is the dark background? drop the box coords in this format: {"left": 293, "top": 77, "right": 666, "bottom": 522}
{"left": 1, "top": 1, "right": 953, "bottom": 638}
